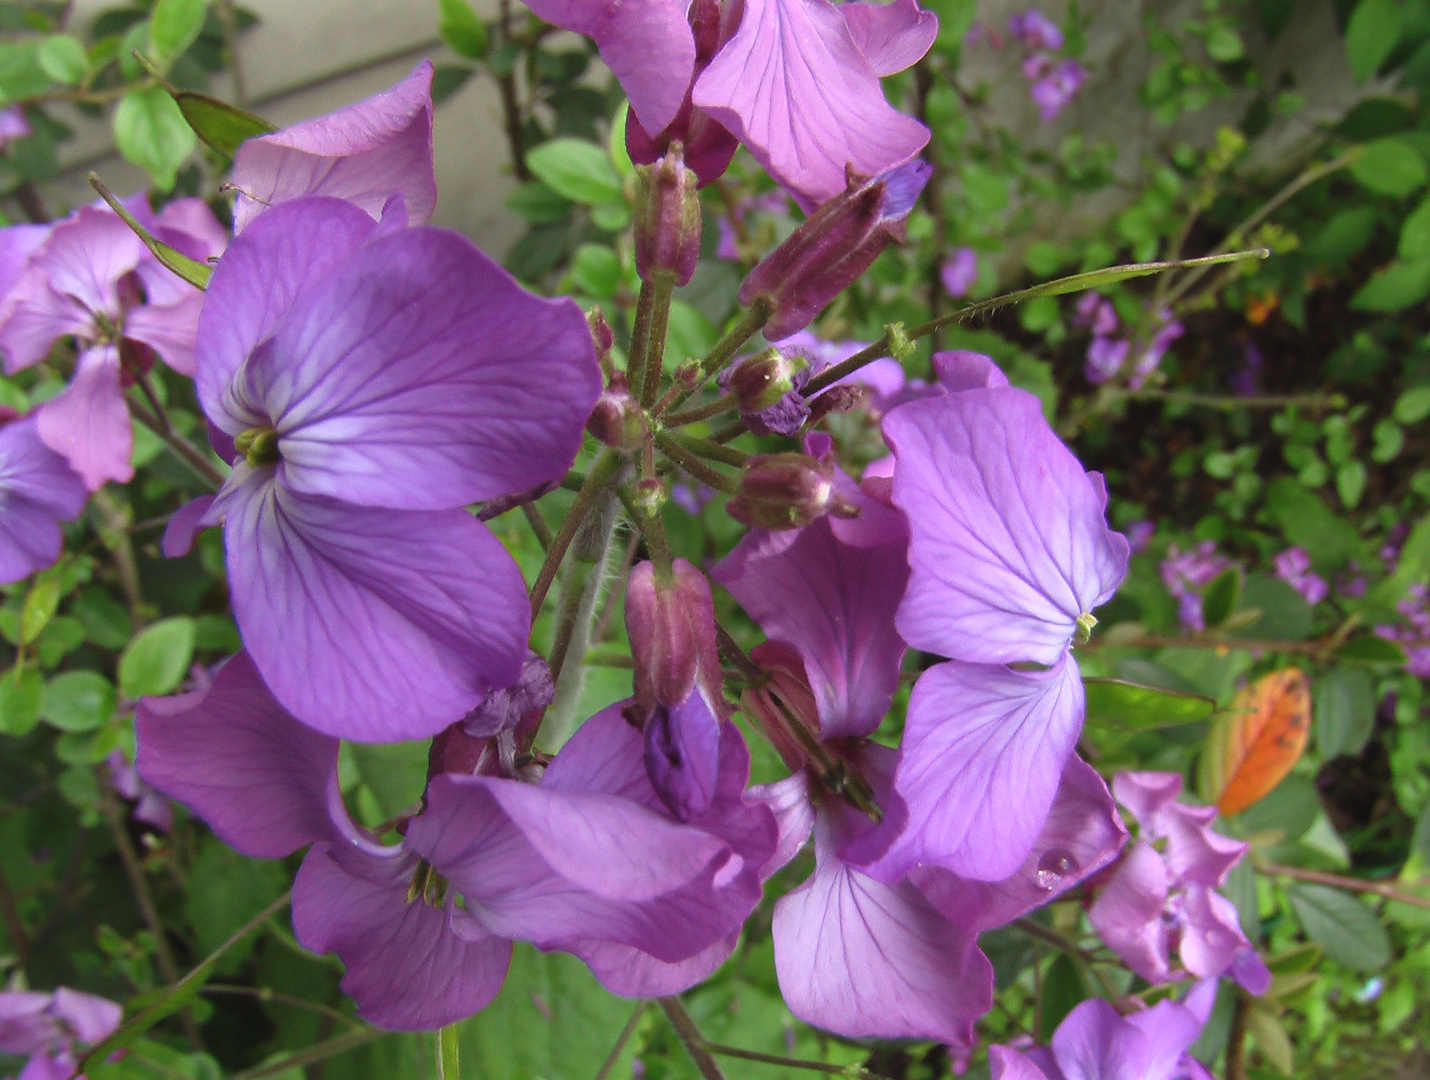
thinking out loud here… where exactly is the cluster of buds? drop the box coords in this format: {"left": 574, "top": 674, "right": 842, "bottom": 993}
{"left": 718, "top": 346, "right": 812, "bottom": 436}
{"left": 728, "top": 452, "right": 860, "bottom": 530}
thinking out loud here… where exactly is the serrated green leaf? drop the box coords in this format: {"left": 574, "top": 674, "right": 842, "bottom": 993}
{"left": 41, "top": 671, "right": 117, "bottom": 733}
{"left": 1286, "top": 883, "right": 1391, "bottom": 971}
{"left": 439, "top": 0, "right": 487, "bottom": 59}
{"left": 38, "top": 35, "right": 87, "bottom": 85}
{"left": 118, "top": 616, "right": 196, "bottom": 699}
{"left": 525, "top": 138, "right": 623, "bottom": 206}
{"left": 149, "top": 0, "right": 208, "bottom": 65}
{"left": 1350, "top": 138, "right": 1428, "bottom": 197}
{"left": 1202, "top": 566, "right": 1242, "bottom": 629}
{"left": 1346, "top": 0, "right": 1402, "bottom": 83}
{"left": 1083, "top": 677, "right": 1217, "bottom": 730}
{"left": 113, "top": 87, "right": 197, "bottom": 191}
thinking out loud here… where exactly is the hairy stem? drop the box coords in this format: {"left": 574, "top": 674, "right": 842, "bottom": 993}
{"left": 658, "top": 997, "right": 728, "bottom": 1080}
{"left": 637, "top": 273, "right": 677, "bottom": 409}
{"left": 653, "top": 433, "right": 739, "bottom": 495}
{"left": 529, "top": 451, "right": 622, "bottom": 617}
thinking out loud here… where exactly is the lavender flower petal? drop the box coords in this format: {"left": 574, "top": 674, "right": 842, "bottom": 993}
{"left": 34, "top": 345, "right": 132, "bottom": 490}
{"left": 1086, "top": 840, "right": 1173, "bottom": 986}
{"left": 841, "top": 0, "right": 940, "bottom": 75}
{"left": 0, "top": 417, "right": 87, "bottom": 584}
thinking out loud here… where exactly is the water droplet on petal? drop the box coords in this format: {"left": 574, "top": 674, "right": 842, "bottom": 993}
{"left": 1035, "top": 848, "right": 1079, "bottom": 891}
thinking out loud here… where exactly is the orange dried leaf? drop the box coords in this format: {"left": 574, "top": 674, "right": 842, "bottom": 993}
{"left": 1211, "top": 668, "right": 1311, "bottom": 816}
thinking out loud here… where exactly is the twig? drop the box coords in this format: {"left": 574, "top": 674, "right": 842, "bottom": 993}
{"left": 127, "top": 398, "right": 227, "bottom": 490}
{"left": 1225, "top": 990, "right": 1249, "bottom": 1080}
{"left": 521, "top": 503, "right": 553, "bottom": 550}
{"left": 658, "top": 997, "right": 728, "bottom": 1080}
{"left": 202, "top": 985, "right": 363, "bottom": 1030}
{"left": 495, "top": 0, "right": 531, "bottom": 181}
{"left": 225, "top": 1027, "right": 384, "bottom": 1080}
{"left": 706, "top": 1043, "right": 890, "bottom": 1078}
{"left": 595, "top": 1001, "right": 648, "bottom": 1080}
{"left": 1258, "top": 862, "right": 1430, "bottom": 911}
{"left": 1013, "top": 917, "right": 1122, "bottom": 999}
{"left": 1113, "top": 389, "right": 1343, "bottom": 411}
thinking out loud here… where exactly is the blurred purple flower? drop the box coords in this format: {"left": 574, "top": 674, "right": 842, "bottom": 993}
{"left": 1274, "top": 547, "right": 1328, "bottom": 606}
{"left": 941, "top": 246, "right": 978, "bottom": 297}
{"left": 1130, "top": 315, "right": 1184, "bottom": 389}
{"left": 990, "top": 979, "right": 1219, "bottom": 1080}
{"left": 864, "top": 354, "right": 1129, "bottom": 882}
{"left": 670, "top": 480, "right": 715, "bottom": 515}
{"left": 1125, "top": 520, "right": 1155, "bottom": 554}
{"left": 1089, "top": 772, "right": 1270, "bottom": 994}
{"left": 1008, "top": 9, "right": 1064, "bottom": 51}
{"left": 0, "top": 415, "right": 87, "bottom": 584}
{"left": 1160, "top": 542, "right": 1232, "bottom": 632}
{"left": 105, "top": 749, "right": 172, "bottom": 833}
{"left": 1376, "top": 579, "right": 1430, "bottom": 677}
{"left": 180, "top": 196, "right": 599, "bottom": 741}
{"left": 1231, "top": 340, "right": 1263, "bottom": 397}
{"left": 1026, "top": 56, "right": 1086, "bottom": 121}
{"left": 0, "top": 199, "right": 226, "bottom": 488}
{"left": 230, "top": 62, "right": 436, "bottom": 233}
{"left": 0, "top": 105, "right": 31, "bottom": 148}
{"left": 0, "top": 986, "right": 121, "bottom": 1080}
{"left": 714, "top": 189, "right": 789, "bottom": 261}
{"left": 137, "top": 652, "right": 775, "bottom": 1026}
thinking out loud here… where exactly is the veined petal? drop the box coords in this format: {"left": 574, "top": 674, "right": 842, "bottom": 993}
{"left": 693, "top": 0, "right": 930, "bottom": 208}
{"left": 231, "top": 62, "right": 436, "bottom": 233}
{"left": 1086, "top": 841, "right": 1173, "bottom": 986}
{"left": 840, "top": 0, "right": 938, "bottom": 75}
{"left": 884, "top": 387, "right": 1129, "bottom": 665}
{"left": 35, "top": 345, "right": 132, "bottom": 490}
{"left": 864, "top": 656, "right": 1085, "bottom": 881}
{"left": 217, "top": 468, "right": 528, "bottom": 741}
{"left": 772, "top": 811, "right": 991, "bottom": 1048}
{"left": 524, "top": 0, "right": 695, "bottom": 136}
{"left": 0, "top": 417, "right": 86, "bottom": 584}
{"left": 914, "top": 756, "right": 1126, "bottom": 932}
{"left": 161, "top": 495, "right": 217, "bottom": 558}
{"left": 1121, "top": 997, "right": 1210, "bottom": 1080}
{"left": 135, "top": 651, "right": 343, "bottom": 858}
{"left": 196, "top": 197, "right": 378, "bottom": 431}
{"left": 713, "top": 487, "right": 908, "bottom": 739}
{"left": 293, "top": 843, "right": 511, "bottom": 1031}
{"left": 247, "top": 225, "right": 599, "bottom": 509}
{"left": 1051, "top": 999, "right": 1155, "bottom": 1080}
{"left": 749, "top": 772, "right": 816, "bottom": 878}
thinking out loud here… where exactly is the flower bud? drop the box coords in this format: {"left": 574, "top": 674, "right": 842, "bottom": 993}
{"left": 721, "top": 347, "right": 809, "bottom": 413}
{"left": 634, "top": 145, "right": 702, "bottom": 286}
{"left": 740, "top": 641, "right": 821, "bottom": 770}
{"left": 739, "top": 159, "right": 932, "bottom": 341}
{"left": 625, "top": 558, "right": 724, "bottom": 715}
{"left": 587, "top": 307, "right": 614, "bottom": 360}
{"left": 585, "top": 372, "right": 646, "bottom": 449}
{"left": 645, "top": 691, "right": 722, "bottom": 820}
{"left": 728, "top": 453, "right": 859, "bottom": 531}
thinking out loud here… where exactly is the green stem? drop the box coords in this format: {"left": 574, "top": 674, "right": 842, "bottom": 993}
{"left": 436, "top": 1024, "right": 461, "bottom": 1080}
{"left": 128, "top": 397, "right": 227, "bottom": 490}
{"left": 77, "top": 890, "right": 294, "bottom": 1073}
{"left": 627, "top": 278, "right": 658, "bottom": 403}
{"left": 664, "top": 431, "right": 748, "bottom": 468}
{"left": 661, "top": 300, "right": 773, "bottom": 417}
{"left": 521, "top": 502, "right": 553, "bottom": 550}
{"left": 653, "top": 433, "right": 739, "bottom": 496}
{"left": 705, "top": 1043, "right": 889, "bottom": 1078}
{"left": 1014, "top": 917, "right": 1123, "bottom": 999}
{"left": 1114, "top": 389, "right": 1343, "bottom": 411}
{"left": 658, "top": 997, "right": 727, "bottom": 1080}
{"left": 664, "top": 393, "right": 740, "bottom": 428}
{"left": 595, "top": 1002, "right": 648, "bottom": 1080}
{"left": 226, "top": 1027, "right": 385, "bottom": 1080}
{"left": 529, "top": 451, "right": 623, "bottom": 617}
{"left": 638, "top": 273, "right": 678, "bottom": 408}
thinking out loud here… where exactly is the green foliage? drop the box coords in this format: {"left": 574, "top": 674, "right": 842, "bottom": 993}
{"left": 114, "top": 87, "right": 198, "bottom": 190}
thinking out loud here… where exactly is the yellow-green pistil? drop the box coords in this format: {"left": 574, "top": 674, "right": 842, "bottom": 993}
{"left": 234, "top": 426, "right": 281, "bottom": 467}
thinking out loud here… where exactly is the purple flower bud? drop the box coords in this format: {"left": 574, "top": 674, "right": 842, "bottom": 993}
{"left": 624, "top": 559, "right": 724, "bottom": 714}
{"left": 644, "top": 691, "right": 722, "bottom": 820}
{"left": 586, "top": 372, "right": 646, "bottom": 449}
{"left": 588, "top": 307, "right": 615, "bottom": 360}
{"left": 728, "top": 452, "right": 859, "bottom": 531}
{"left": 940, "top": 247, "right": 978, "bottom": 297}
{"left": 717, "top": 346, "right": 816, "bottom": 435}
{"left": 634, "top": 145, "right": 703, "bottom": 286}
{"left": 740, "top": 160, "right": 932, "bottom": 341}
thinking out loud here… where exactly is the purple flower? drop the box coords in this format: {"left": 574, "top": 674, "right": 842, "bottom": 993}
{"left": 1026, "top": 57, "right": 1087, "bottom": 121}
{"left": 182, "top": 196, "right": 599, "bottom": 741}
{"left": 1377, "top": 580, "right": 1430, "bottom": 677}
{"left": 1160, "top": 542, "right": 1232, "bottom": 632}
{"left": 534, "top": 0, "right": 937, "bottom": 208}
{"left": 1088, "top": 772, "right": 1270, "bottom": 993}
{"left": 991, "top": 979, "right": 1219, "bottom": 1080}
{"left": 1130, "top": 314, "right": 1184, "bottom": 389}
{"left": 0, "top": 105, "right": 31, "bottom": 149}
{"left": 230, "top": 62, "right": 436, "bottom": 233}
{"left": 1274, "top": 547, "right": 1328, "bottom": 606}
{"left": 0, "top": 986, "right": 121, "bottom": 1080}
{"left": 1125, "top": 520, "right": 1155, "bottom": 554}
{"left": 856, "top": 354, "right": 1128, "bottom": 882}
{"left": 136, "top": 653, "right": 776, "bottom": 1024}
{"left": 0, "top": 200, "right": 226, "bottom": 489}
{"left": 941, "top": 246, "right": 978, "bottom": 297}
{"left": 0, "top": 415, "right": 88, "bottom": 584}
{"left": 1008, "top": 9, "right": 1064, "bottom": 51}
{"left": 714, "top": 457, "right": 1125, "bottom": 1047}
{"left": 104, "top": 748, "right": 173, "bottom": 832}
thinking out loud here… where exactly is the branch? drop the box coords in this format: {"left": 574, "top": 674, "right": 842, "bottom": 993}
{"left": 1258, "top": 862, "right": 1430, "bottom": 911}
{"left": 658, "top": 997, "right": 728, "bottom": 1080}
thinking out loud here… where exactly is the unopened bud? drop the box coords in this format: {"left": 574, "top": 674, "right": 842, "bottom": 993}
{"left": 740, "top": 160, "right": 932, "bottom": 341}
{"left": 585, "top": 372, "right": 646, "bottom": 449}
{"left": 721, "top": 347, "right": 809, "bottom": 413}
{"left": 728, "top": 453, "right": 859, "bottom": 531}
{"left": 587, "top": 308, "right": 614, "bottom": 359}
{"left": 634, "top": 145, "right": 702, "bottom": 286}
{"left": 632, "top": 477, "right": 668, "bottom": 517}
{"left": 625, "top": 558, "right": 724, "bottom": 714}
{"left": 740, "top": 641, "right": 821, "bottom": 770}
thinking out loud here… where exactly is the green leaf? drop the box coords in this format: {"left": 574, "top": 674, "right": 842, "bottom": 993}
{"left": 1037, "top": 952, "right": 1089, "bottom": 1040}
{"left": 1399, "top": 197, "right": 1430, "bottom": 260}
{"left": 525, "top": 139, "right": 624, "bottom": 205}
{"left": 1394, "top": 384, "right": 1430, "bottom": 424}
{"left": 1314, "top": 667, "right": 1376, "bottom": 758}
{"left": 569, "top": 243, "right": 622, "bottom": 299}
{"left": 1246, "top": 1002, "right": 1295, "bottom": 1075}
{"left": 1349, "top": 257, "right": 1430, "bottom": 311}
{"left": 174, "top": 90, "right": 274, "bottom": 157}
{"left": 345, "top": 741, "right": 429, "bottom": 822}
{"left": 118, "top": 616, "right": 196, "bottom": 699}
{"left": 114, "top": 87, "right": 198, "bottom": 191}
{"left": 73, "top": 588, "right": 133, "bottom": 649}
{"left": 89, "top": 173, "right": 211, "bottom": 287}
{"left": 20, "top": 576, "right": 62, "bottom": 645}
{"left": 1349, "top": 137, "right": 1428, "bottom": 197}
{"left": 1206, "top": 24, "right": 1245, "bottom": 62}
{"left": 1236, "top": 773, "right": 1319, "bottom": 844}
{"left": 1265, "top": 478, "right": 1359, "bottom": 570}
{"left": 1345, "top": 0, "right": 1402, "bottom": 83}
{"left": 1286, "top": 883, "right": 1391, "bottom": 971}
{"left": 1312, "top": 206, "right": 1377, "bottom": 265}
{"left": 0, "top": 41, "right": 54, "bottom": 103}
{"left": 439, "top": 0, "right": 487, "bottom": 59}
{"left": 149, "top": 0, "right": 208, "bottom": 65}
{"left": 1083, "top": 677, "right": 1217, "bottom": 730}
{"left": 184, "top": 836, "right": 287, "bottom": 971}
{"left": 41, "top": 671, "right": 117, "bottom": 733}
{"left": 1335, "top": 634, "right": 1408, "bottom": 665}
{"left": 0, "top": 667, "right": 44, "bottom": 737}
{"left": 590, "top": 200, "right": 632, "bottom": 231}
{"left": 1336, "top": 460, "right": 1367, "bottom": 508}
{"left": 1201, "top": 566, "right": 1243, "bottom": 629}
{"left": 38, "top": 35, "right": 88, "bottom": 86}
